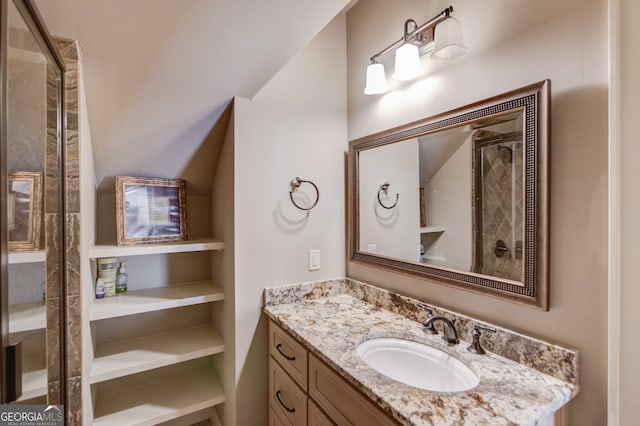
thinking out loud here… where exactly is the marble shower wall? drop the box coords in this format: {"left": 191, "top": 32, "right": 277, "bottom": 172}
{"left": 52, "top": 37, "right": 82, "bottom": 425}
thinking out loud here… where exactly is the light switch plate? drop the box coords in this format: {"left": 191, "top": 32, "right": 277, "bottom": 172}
{"left": 309, "top": 249, "right": 320, "bottom": 271}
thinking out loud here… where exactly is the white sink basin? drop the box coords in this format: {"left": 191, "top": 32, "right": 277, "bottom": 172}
{"left": 356, "top": 337, "right": 479, "bottom": 392}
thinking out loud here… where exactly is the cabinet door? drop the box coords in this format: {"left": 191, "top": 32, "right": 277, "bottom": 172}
{"left": 308, "top": 400, "right": 335, "bottom": 426}
{"left": 269, "top": 357, "right": 308, "bottom": 425}
{"left": 309, "top": 354, "right": 397, "bottom": 426}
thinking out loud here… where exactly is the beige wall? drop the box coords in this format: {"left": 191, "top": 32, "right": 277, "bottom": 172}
{"left": 233, "top": 15, "right": 348, "bottom": 425}
{"left": 615, "top": 0, "right": 640, "bottom": 424}
{"left": 347, "top": 1, "right": 608, "bottom": 425}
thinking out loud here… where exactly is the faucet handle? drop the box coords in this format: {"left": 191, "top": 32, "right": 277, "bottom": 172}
{"left": 417, "top": 303, "right": 438, "bottom": 334}
{"left": 467, "top": 324, "right": 497, "bottom": 355}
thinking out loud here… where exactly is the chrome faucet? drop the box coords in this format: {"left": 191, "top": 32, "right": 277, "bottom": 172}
{"left": 424, "top": 316, "right": 459, "bottom": 345}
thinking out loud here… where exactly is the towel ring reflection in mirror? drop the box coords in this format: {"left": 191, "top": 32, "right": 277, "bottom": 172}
{"left": 289, "top": 177, "right": 320, "bottom": 211}
{"left": 377, "top": 182, "right": 399, "bottom": 209}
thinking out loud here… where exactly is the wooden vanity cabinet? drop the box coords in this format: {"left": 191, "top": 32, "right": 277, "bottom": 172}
{"left": 268, "top": 320, "right": 398, "bottom": 425}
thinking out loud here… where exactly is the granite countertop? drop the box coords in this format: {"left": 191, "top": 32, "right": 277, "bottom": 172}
{"left": 263, "top": 279, "right": 578, "bottom": 426}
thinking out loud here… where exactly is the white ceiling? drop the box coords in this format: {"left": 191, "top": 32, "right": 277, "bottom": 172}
{"left": 35, "top": 0, "right": 351, "bottom": 193}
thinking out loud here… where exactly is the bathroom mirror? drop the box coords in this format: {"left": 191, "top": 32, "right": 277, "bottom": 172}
{"left": 348, "top": 80, "right": 550, "bottom": 310}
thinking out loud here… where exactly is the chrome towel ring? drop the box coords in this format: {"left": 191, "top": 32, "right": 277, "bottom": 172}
{"left": 289, "top": 177, "right": 319, "bottom": 211}
{"left": 377, "top": 182, "right": 399, "bottom": 209}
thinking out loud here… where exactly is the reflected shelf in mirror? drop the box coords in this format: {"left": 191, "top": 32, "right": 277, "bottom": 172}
{"left": 420, "top": 226, "right": 446, "bottom": 234}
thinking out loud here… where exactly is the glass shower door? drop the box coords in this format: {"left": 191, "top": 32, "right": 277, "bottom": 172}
{"left": 1, "top": 0, "right": 65, "bottom": 406}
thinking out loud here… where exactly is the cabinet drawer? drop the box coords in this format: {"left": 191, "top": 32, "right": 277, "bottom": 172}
{"left": 308, "top": 399, "right": 335, "bottom": 426}
{"left": 270, "top": 321, "right": 308, "bottom": 390}
{"left": 269, "top": 357, "right": 308, "bottom": 425}
{"left": 309, "top": 354, "right": 397, "bottom": 426}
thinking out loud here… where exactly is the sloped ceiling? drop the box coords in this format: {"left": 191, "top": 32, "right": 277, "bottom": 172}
{"left": 35, "top": 0, "right": 352, "bottom": 193}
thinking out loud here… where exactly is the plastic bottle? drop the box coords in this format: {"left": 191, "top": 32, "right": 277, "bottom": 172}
{"left": 115, "top": 261, "right": 128, "bottom": 294}
{"left": 95, "top": 278, "right": 105, "bottom": 299}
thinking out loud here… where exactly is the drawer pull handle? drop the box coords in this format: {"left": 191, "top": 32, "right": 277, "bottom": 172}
{"left": 276, "top": 344, "right": 296, "bottom": 361}
{"left": 275, "top": 390, "right": 295, "bottom": 413}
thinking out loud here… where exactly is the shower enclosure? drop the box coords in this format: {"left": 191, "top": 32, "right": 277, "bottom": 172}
{"left": 473, "top": 131, "right": 524, "bottom": 282}
{"left": 1, "top": 0, "right": 66, "bottom": 408}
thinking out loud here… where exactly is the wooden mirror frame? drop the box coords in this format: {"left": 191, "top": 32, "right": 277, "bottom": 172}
{"left": 347, "top": 80, "right": 550, "bottom": 310}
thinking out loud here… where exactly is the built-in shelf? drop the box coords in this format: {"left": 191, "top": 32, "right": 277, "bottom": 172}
{"left": 16, "top": 368, "right": 47, "bottom": 401}
{"left": 9, "top": 302, "right": 46, "bottom": 334}
{"left": 89, "top": 238, "right": 224, "bottom": 259}
{"left": 8, "top": 250, "right": 47, "bottom": 264}
{"left": 93, "top": 367, "right": 225, "bottom": 426}
{"left": 420, "top": 226, "right": 446, "bottom": 234}
{"left": 90, "top": 281, "right": 224, "bottom": 321}
{"left": 90, "top": 324, "right": 224, "bottom": 384}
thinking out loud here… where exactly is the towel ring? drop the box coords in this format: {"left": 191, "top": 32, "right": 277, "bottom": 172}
{"left": 289, "top": 177, "right": 319, "bottom": 211}
{"left": 377, "top": 183, "right": 399, "bottom": 209}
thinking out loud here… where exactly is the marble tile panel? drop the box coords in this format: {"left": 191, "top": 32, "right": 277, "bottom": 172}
{"left": 67, "top": 376, "right": 82, "bottom": 426}
{"left": 66, "top": 213, "right": 81, "bottom": 296}
{"left": 45, "top": 213, "right": 60, "bottom": 298}
{"left": 52, "top": 37, "right": 77, "bottom": 60}
{"left": 48, "top": 379, "right": 60, "bottom": 405}
{"left": 46, "top": 297, "right": 60, "bottom": 383}
{"left": 66, "top": 295, "right": 82, "bottom": 378}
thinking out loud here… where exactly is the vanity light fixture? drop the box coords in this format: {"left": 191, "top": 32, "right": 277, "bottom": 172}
{"left": 363, "top": 5, "right": 467, "bottom": 95}
{"left": 364, "top": 60, "right": 389, "bottom": 95}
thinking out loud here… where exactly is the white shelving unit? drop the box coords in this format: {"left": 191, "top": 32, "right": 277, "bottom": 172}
{"left": 93, "top": 367, "right": 224, "bottom": 426}
{"left": 8, "top": 250, "right": 47, "bottom": 264}
{"left": 17, "top": 368, "right": 48, "bottom": 401}
{"left": 90, "top": 281, "right": 224, "bottom": 321}
{"left": 87, "top": 238, "right": 225, "bottom": 425}
{"left": 89, "top": 239, "right": 224, "bottom": 258}
{"left": 8, "top": 250, "right": 48, "bottom": 403}
{"left": 90, "top": 324, "right": 224, "bottom": 383}
{"left": 9, "top": 302, "right": 46, "bottom": 333}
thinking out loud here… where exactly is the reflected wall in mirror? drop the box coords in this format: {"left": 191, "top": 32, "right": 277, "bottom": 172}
{"left": 349, "top": 81, "right": 549, "bottom": 310}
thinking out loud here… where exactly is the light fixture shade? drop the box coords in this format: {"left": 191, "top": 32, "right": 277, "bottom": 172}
{"left": 393, "top": 42, "right": 422, "bottom": 81}
{"left": 432, "top": 16, "right": 467, "bottom": 60}
{"left": 364, "top": 62, "right": 388, "bottom": 95}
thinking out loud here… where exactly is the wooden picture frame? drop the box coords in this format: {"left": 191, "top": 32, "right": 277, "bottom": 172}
{"left": 8, "top": 171, "right": 43, "bottom": 251}
{"left": 115, "top": 176, "right": 187, "bottom": 245}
